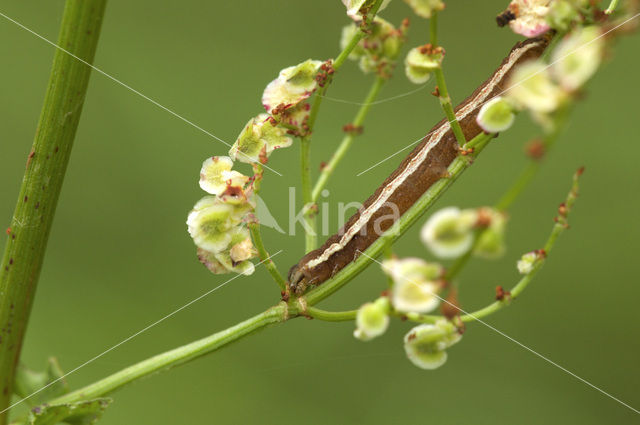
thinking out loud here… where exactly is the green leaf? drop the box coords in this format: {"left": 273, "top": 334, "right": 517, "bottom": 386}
{"left": 28, "top": 398, "right": 112, "bottom": 425}
{"left": 14, "top": 358, "right": 69, "bottom": 405}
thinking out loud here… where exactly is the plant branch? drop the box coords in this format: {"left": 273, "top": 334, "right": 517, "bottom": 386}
{"left": 48, "top": 304, "right": 289, "bottom": 405}
{"left": 311, "top": 75, "right": 387, "bottom": 202}
{"left": 430, "top": 12, "right": 467, "bottom": 147}
{"left": 460, "top": 168, "right": 582, "bottom": 322}
{"left": 302, "top": 132, "right": 495, "bottom": 306}
{"left": 248, "top": 165, "right": 287, "bottom": 291}
{"left": 0, "top": 1, "right": 106, "bottom": 422}
{"left": 305, "top": 306, "right": 357, "bottom": 322}
{"left": 299, "top": 0, "right": 385, "bottom": 252}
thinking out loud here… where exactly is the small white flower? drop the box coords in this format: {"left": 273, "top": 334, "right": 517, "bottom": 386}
{"left": 383, "top": 258, "right": 443, "bottom": 313}
{"left": 403, "top": 320, "right": 462, "bottom": 370}
{"left": 261, "top": 60, "right": 323, "bottom": 114}
{"left": 354, "top": 298, "right": 390, "bottom": 341}
{"left": 199, "top": 156, "right": 249, "bottom": 196}
{"left": 421, "top": 207, "right": 477, "bottom": 259}
{"left": 404, "top": 45, "right": 443, "bottom": 84}
{"left": 476, "top": 97, "right": 516, "bottom": 133}
{"left": 551, "top": 26, "right": 604, "bottom": 91}
{"left": 342, "top": 0, "right": 392, "bottom": 20}
{"left": 506, "top": 60, "right": 565, "bottom": 114}
{"left": 402, "top": 0, "right": 445, "bottom": 18}
{"left": 517, "top": 251, "right": 540, "bottom": 274}
{"left": 506, "top": 0, "right": 552, "bottom": 37}
{"left": 187, "top": 197, "right": 236, "bottom": 253}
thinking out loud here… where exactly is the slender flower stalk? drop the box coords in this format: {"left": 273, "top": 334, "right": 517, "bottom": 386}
{"left": 247, "top": 165, "right": 287, "bottom": 291}
{"left": 0, "top": 1, "right": 106, "bottom": 422}
{"left": 446, "top": 104, "right": 572, "bottom": 281}
{"left": 311, "top": 75, "right": 387, "bottom": 202}
{"left": 430, "top": 12, "right": 467, "bottom": 147}
{"left": 460, "top": 168, "right": 582, "bottom": 322}
{"left": 305, "top": 306, "right": 358, "bottom": 322}
{"left": 300, "top": 0, "right": 386, "bottom": 252}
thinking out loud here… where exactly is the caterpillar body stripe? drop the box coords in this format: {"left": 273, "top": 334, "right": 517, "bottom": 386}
{"left": 288, "top": 36, "right": 550, "bottom": 294}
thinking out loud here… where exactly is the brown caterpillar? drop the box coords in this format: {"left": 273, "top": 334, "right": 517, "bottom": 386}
{"left": 288, "top": 36, "right": 550, "bottom": 294}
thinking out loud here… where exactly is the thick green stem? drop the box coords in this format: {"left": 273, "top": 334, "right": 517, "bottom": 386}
{"left": 311, "top": 76, "right": 387, "bottom": 202}
{"left": 0, "top": 1, "right": 106, "bottom": 421}
{"left": 303, "top": 133, "right": 494, "bottom": 306}
{"left": 49, "top": 304, "right": 289, "bottom": 404}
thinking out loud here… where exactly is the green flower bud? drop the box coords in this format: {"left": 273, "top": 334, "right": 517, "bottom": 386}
{"left": 404, "top": 45, "right": 443, "bottom": 84}
{"left": 402, "top": 0, "right": 445, "bottom": 18}
{"left": 341, "top": 17, "right": 404, "bottom": 76}
{"left": 546, "top": 0, "right": 582, "bottom": 31}
{"left": 354, "top": 297, "right": 391, "bottom": 341}
{"left": 383, "top": 258, "right": 443, "bottom": 313}
{"left": 404, "top": 320, "right": 461, "bottom": 370}
{"left": 473, "top": 209, "right": 507, "bottom": 259}
{"left": 421, "top": 207, "right": 477, "bottom": 259}
{"left": 476, "top": 96, "right": 516, "bottom": 134}
{"left": 551, "top": 26, "right": 604, "bottom": 91}
{"left": 507, "top": 60, "right": 565, "bottom": 113}
{"left": 262, "top": 60, "right": 323, "bottom": 114}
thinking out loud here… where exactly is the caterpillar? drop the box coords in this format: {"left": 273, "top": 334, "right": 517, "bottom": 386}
{"left": 288, "top": 35, "right": 550, "bottom": 294}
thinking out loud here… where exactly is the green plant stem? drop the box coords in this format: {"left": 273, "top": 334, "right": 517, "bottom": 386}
{"left": 299, "top": 0, "right": 385, "bottom": 253}
{"left": 445, "top": 105, "right": 572, "bottom": 282}
{"left": 305, "top": 306, "right": 357, "bottom": 322}
{"left": 0, "top": 1, "right": 106, "bottom": 421}
{"left": 302, "top": 133, "right": 495, "bottom": 306}
{"left": 605, "top": 0, "right": 620, "bottom": 14}
{"left": 311, "top": 76, "right": 387, "bottom": 202}
{"left": 430, "top": 12, "right": 467, "bottom": 147}
{"left": 460, "top": 169, "right": 581, "bottom": 322}
{"left": 49, "top": 304, "right": 289, "bottom": 405}
{"left": 248, "top": 166, "right": 287, "bottom": 291}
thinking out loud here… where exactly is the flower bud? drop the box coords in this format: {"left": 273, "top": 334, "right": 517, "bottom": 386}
{"left": 261, "top": 60, "right": 323, "bottom": 114}
{"left": 403, "top": 320, "right": 461, "bottom": 370}
{"left": 421, "top": 207, "right": 477, "bottom": 259}
{"left": 198, "top": 248, "right": 255, "bottom": 276}
{"left": 551, "top": 26, "right": 604, "bottom": 91}
{"left": 354, "top": 297, "right": 391, "bottom": 341}
{"left": 341, "top": 17, "right": 404, "bottom": 75}
{"left": 546, "top": 0, "right": 584, "bottom": 32}
{"left": 404, "top": 44, "right": 443, "bottom": 84}
{"left": 473, "top": 209, "right": 507, "bottom": 259}
{"left": 506, "top": 60, "right": 565, "bottom": 114}
{"left": 476, "top": 96, "right": 516, "bottom": 134}
{"left": 402, "top": 0, "right": 445, "bottom": 18}
{"left": 383, "top": 257, "right": 443, "bottom": 313}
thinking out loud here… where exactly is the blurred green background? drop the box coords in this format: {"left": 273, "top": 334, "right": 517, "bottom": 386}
{"left": 1, "top": 0, "right": 639, "bottom": 423}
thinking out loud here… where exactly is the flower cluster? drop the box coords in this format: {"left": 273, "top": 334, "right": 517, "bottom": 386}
{"left": 340, "top": 17, "right": 408, "bottom": 77}
{"left": 187, "top": 157, "right": 258, "bottom": 275}
{"left": 477, "top": 26, "right": 604, "bottom": 133}
{"left": 501, "top": 0, "right": 591, "bottom": 38}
